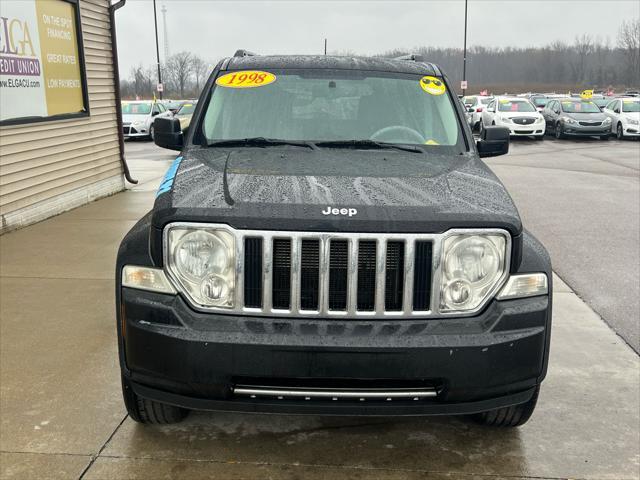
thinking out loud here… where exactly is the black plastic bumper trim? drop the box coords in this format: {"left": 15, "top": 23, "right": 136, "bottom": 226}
{"left": 130, "top": 380, "right": 536, "bottom": 417}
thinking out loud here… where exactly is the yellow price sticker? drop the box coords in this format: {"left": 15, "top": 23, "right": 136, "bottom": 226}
{"left": 216, "top": 70, "right": 276, "bottom": 88}
{"left": 425, "top": 139, "right": 440, "bottom": 145}
{"left": 420, "top": 76, "right": 446, "bottom": 95}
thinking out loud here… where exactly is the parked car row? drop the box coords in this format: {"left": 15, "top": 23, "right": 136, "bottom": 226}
{"left": 121, "top": 99, "right": 197, "bottom": 140}
{"left": 461, "top": 93, "right": 639, "bottom": 140}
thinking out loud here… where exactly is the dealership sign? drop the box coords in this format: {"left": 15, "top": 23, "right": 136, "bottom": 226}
{"left": 0, "top": 0, "right": 86, "bottom": 123}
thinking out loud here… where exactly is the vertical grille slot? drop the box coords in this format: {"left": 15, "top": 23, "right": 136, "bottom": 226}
{"left": 385, "top": 241, "right": 405, "bottom": 311}
{"left": 328, "top": 240, "right": 348, "bottom": 311}
{"left": 300, "top": 240, "right": 320, "bottom": 310}
{"left": 272, "top": 239, "right": 291, "bottom": 309}
{"left": 243, "top": 238, "right": 263, "bottom": 308}
{"left": 357, "top": 240, "right": 377, "bottom": 311}
{"left": 413, "top": 241, "right": 432, "bottom": 311}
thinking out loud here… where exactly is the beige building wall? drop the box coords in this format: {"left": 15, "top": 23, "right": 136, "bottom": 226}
{"left": 0, "top": 0, "right": 124, "bottom": 234}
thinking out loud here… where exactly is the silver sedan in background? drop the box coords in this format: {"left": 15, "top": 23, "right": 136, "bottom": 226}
{"left": 122, "top": 101, "right": 173, "bottom": 140}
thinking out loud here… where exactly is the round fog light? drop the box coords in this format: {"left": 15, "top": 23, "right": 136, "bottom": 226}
{"left": 444, "top": 279, "right": 472, "bottom": 307}
{"left": 200, "top": 274, "right": 230, "bottom": 303}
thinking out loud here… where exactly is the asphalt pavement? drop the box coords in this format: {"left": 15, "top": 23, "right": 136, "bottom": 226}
{"left": 485, "top": 136, "right": 640, "bottom": 352}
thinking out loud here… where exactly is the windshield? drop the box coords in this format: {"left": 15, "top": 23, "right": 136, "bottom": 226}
{"left": 532, "top": 98, "right": 549, "bottom": 107}
{"left": 201, "top": 69, "right": 464, "bottom": 150}
{"left": 497, "top": 99, "right": 536, "bottom": 112}
{"left": 622, "top": 100, "right": 640, "bottom": 112}
{"left": 463, "top": 96, "right": 476, "bottom": 105}
{"left": 177, "top": 103, "right": 196, "bottom": 116}
{"left": 560, "top": 101, "right": 600, "bottom": 113}
{"left": 480, "top": 97, "right": 493, "bottom": 105}
{"left": 122, "top": 103, "right": 151, "bottom": 115}
{"left": 592, "top": 98, "right": 608, "bottom": 107}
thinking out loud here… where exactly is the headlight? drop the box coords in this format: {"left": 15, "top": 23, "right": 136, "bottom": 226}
{"left": 166, "top": 227, "right": 236, "bottom": 307}
{"left": 535, "top": 116, "right": 544, "bottom": 123}
{"left": 627, "top": 117, "right": 638, "bottom": 125}
{"left": 439, "top": 233, "right": 508, "bottom": 313}
{"left": 603, "top": 117, "right": 612, "bottom": 125}
{"left": 132, "top": 120, "right": 144, "bottom": 127}
{"left": 564, "top": 117, "right": 577, "bottom": 125}
{"left": 498, "top": 116, "right": 511, "bottom": 123}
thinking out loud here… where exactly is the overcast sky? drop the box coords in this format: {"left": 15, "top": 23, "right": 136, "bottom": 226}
{"left": 115, "top": 0, "right": 640, "bottom": 74}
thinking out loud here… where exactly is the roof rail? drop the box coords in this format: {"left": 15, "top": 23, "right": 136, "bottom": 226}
{"left": 394, "top": 54, "right": 424, "bottom": 62}
{"left": 233, "top": 49, "right": 257, "bottom": 57}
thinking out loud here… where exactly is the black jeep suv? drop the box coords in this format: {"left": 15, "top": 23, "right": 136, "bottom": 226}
{"left": 116, "top": 52, "right": 552, "bottom": 427}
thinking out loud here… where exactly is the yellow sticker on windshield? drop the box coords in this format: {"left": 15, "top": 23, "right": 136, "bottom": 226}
{"left": 420, "top": 76, "right": 446, "bottom": 95}
{"left": 623, "top": 99, "right": 636, "bottom": 103}
{"left": 425, "top": 139, "right": 440, "bottom": 145}
{"left": 499, "top": 99, "right": 510, "bottom": 103}
{"left": 216, "top": 71, "right": 276, "bottom": 88}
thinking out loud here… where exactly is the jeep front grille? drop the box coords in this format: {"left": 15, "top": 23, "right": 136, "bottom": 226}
{"left": 236, "top": 231, "right": 437, "bottom": 318}
{"left": 162, "top": 225, "right": 512, "bottom": 319}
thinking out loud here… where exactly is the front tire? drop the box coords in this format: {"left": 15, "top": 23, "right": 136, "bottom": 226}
{"left": 122, "top": 376, "right": 188, "bottom": 424}
{"left": 471, "top": 386, "right": 540, "bottom": 427}
{"left": 617, "top": 123, "right": 624, "bottom": 140}
{"left": 554, "top": 123, "right": 565, "bottom": 139}
{"left": 149, "top": 124, "right": 155, "bottom": 141}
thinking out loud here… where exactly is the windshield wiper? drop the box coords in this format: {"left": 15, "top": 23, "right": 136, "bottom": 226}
{"left": 315, "top": 139, "right": 423, "bottom": 154}
{"left": 206, "top": 137, "right": 316, "bottom": 149}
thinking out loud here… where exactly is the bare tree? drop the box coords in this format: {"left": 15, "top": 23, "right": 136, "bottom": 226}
{"left": 124, "top": 19, "right": 640, "bottom": 98}
{"left": 130, "top": 64, "right": 154, "bottom": 98}
{"left": 572, "top": 34, "right": 594, "bottom": 84}
{"left": 166, "top": 51, "right": 194, "bottom": 98}
{"left": 618, "top": 19, "right": 640, "bottom": 85}
{"left": 191, "top": 55, "right": 209, "bottom": 93}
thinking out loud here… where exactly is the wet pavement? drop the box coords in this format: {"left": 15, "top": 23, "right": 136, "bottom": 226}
{"left": 486, "top": 136, "right": 640, "bottom": 352}
{"left": 0, "top": 140, "right": 638, "bottom": 479}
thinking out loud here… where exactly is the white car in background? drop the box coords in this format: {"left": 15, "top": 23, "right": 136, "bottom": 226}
{"left": 481, "top": 96, "right": 545, "bottom": 140}
{"left": 462, "top": 95, "right": 493, "bottom": 131}
{"left": 121, "top": 101, "right": 173, "bottom": 140}
{"left": 602, "top": 97, "right": 640, "bottom": 139}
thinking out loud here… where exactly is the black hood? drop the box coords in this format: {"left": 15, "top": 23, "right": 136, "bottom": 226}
{"left": 152, "top": 147, "right": 522, "bottom": 235}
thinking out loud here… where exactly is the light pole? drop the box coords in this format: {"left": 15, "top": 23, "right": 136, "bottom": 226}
{"left": 152, "top": 0, "right": 163, "bottom": 100}
{"left": 462, "top": 0, "right": 468, "bottom": 96}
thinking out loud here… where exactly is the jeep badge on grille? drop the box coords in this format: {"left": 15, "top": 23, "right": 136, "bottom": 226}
{"left": 322, "top": 206, "right": 358, "bottom": 217}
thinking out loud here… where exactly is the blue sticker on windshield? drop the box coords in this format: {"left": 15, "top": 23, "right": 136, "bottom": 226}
{"left": 156, "top": 156, "right": 183, "bottom": 197}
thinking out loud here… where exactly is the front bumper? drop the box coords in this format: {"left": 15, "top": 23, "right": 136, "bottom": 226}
{"left": 123, "top": 124, "right": 150, "bottom": 138}
{"left": 505, "top": 125, "right": 545, "bottom": 136}
{"left": 623, "top": 125, "right": 640, "bottom": 136}
{"left": 119, "top": 287, "right": 550, "bottom": 415}
{"left": 562, "top": 124, "right": 611, "bottom": 136}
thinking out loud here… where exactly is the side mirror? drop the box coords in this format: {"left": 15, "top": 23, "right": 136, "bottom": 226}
{"left": 151, "top": 111, "right": 159, "bottom": 116}
{"left": 154, "top": 117, "right": 183, "bottom": 151}
{"left": 477, "top": 126, "right": 509, "bottom": 158}
{"left": 466, "top": 106, "right": 474, "bottom": 113}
